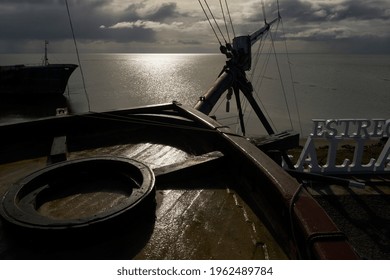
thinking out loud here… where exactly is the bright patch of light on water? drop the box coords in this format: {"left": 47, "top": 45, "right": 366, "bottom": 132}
{"left": 77, "top": 53, "right": 226, "bottom": 112}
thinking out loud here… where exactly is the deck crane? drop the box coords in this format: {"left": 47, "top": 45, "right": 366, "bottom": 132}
{"left": 194, "top": 10, "right": 299, "bottom": 168}
{"left": 194, "top": 15, "right": 281, "bottom": 136}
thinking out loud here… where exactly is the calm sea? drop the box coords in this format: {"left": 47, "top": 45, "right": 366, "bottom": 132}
{"left": 1, "top": 53, "right": 389, "bottom": 137}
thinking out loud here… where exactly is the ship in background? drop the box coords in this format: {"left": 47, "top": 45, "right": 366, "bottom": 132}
{"left": 0, "top": 41, "right": 77, "bottom": 96}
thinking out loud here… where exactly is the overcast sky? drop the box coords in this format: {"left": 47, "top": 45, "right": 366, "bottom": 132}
{"left": 0, "top": 0, "right": 389, "bottom": 53}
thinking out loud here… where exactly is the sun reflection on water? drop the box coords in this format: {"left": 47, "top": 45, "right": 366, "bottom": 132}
{"left": 80, "top": 53, "right": 224, "bottom": 112}
{"left": 129, "top": 53, "right": 203, "bottom": 105}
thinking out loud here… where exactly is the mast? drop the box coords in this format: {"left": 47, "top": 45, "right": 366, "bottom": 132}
{"left": 195, "top": 2, "right": 298, "bottom": 170}
{"left": 44, "top": 40, "right": 49, "bottom": 66}
{"left": 194, "top": 12, "right": 281, "bottom": 136}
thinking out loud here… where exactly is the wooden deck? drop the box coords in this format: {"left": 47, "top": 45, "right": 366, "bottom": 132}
{"left": 0, "top": 140, "right": 287, "bottom": 260}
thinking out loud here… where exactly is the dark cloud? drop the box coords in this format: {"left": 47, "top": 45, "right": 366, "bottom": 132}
{"left": 277, "top": 0, "right": 390, "bottom": 22}
{"left": 143, "top": 2, "right": 183, "bottom": 22}
{"left": 106, "top": 2, "right": 184, "bottom": 29}
{"left": 0, "top": 1, "right": 96, "bottom": 41}
{"left": 242, "top": 0, "right": 390, "bottom": 53}
{"left": 0, "top": 1, "right": 389, "bottom": 53}
{"left": 0, "top": 0, "right": 184, "bottom": 52}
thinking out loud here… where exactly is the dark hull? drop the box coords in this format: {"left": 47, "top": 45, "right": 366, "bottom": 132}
{"left": 0, "top": 64, "right": 78, "bottom": 95}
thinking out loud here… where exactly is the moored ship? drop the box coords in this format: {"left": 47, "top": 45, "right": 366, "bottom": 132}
{"left": 0, "top": 41, "right": 77, "bottom": 96}
{"left": 0, "top": 64, "right": 77, "bottom": 95}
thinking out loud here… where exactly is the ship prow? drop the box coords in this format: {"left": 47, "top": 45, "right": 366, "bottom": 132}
{"left": 0, "top": 63, "right": 78, "bottom": 95}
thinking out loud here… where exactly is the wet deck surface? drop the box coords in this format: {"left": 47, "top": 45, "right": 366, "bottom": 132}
{"left": 135, "top": 188, "right": 286, "bottom": 259}
{"left": 0, "top": 142, "right": 288, "bottom": 260}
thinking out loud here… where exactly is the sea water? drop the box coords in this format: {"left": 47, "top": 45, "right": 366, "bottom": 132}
{"left": 0, "top": 53, "right": 389, "bottom": 137}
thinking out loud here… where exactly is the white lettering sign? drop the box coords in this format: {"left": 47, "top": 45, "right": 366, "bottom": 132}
{"left": 311, "top": 118, "right": 390, "bottom": 139}
{"left": 293, "top": 119, "right": 390, "bottom": 174}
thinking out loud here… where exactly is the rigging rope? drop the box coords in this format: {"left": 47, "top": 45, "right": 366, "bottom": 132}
{"left": 250, "top": 34, "right": 267, "bottom": 83}
{"left": 225, "top": 0, "right": 236, "bottom": 38}
{"left": 254, "top": 0, "right": 302, "bottom": 135}
{"left": 261, "top": 0, "right": 267, "bottom": 24}
{"left": 276, "top": 0, "right": 281, "bottom": 18}
{"left": 198, "top": 0, "right": 222, "bottom": 46}
{"left": 65, "top": 0, "right": 91, "bottom": 112}
{"left": 280, "top": 17, "right": 303, "bottom": 135}
{"left": 219, "top": 0, "right": 231, "bottom": 43}
{"left": 247, "top": 33, "right": 277, "bottom": 133}
{"left": 204, "top": 0, "right": 228, "bottom": 44}
{"left": 269, "top": 23, "right": 295, "bottom": 131}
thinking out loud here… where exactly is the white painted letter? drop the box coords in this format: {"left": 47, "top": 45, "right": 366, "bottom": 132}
{"left": 371, "top": 119, "right": 386, "bottom": 137}
{"left": 338, "top": 119, "right": 356, "bottom": 138}
{"left": 375, "top": 138, "right": 390, "bottom": 172}
{"left": 325, "top": 119, "right": 339, "bottom": 137}
{"left": 354, "top": 119, "right": 371, "bottom": 139}
{"left": 294, "top": 137, "right": 322, "bottom": 172}
{"left": 311, "top": 119, "right": 326, "bottom": 138}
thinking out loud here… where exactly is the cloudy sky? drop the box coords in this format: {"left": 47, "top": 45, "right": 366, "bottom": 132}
{"left": 0, "top": 0, "right": 389, "bottom": 53}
